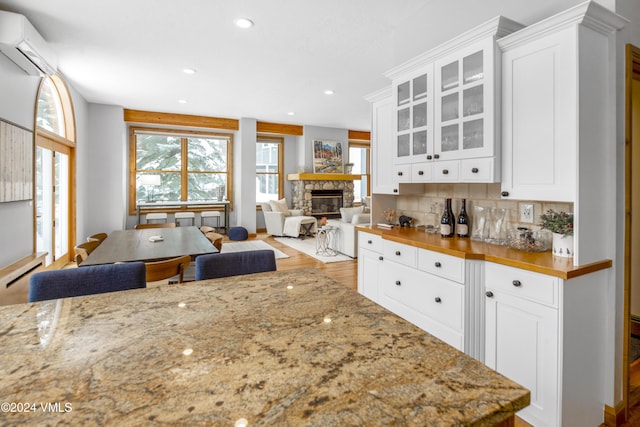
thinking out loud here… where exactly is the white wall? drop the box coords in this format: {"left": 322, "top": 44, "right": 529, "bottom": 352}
{"left": 0, "top": 54, "right": 41, "bottom": 267}
{"left": 303, "top": 125, "right": 349, "bottom": 172}
{"left": 78, "top": 104, "right": 126, "bottom": 238}
{"left": 234, "top": 118, "right": 258, "bottom": 233}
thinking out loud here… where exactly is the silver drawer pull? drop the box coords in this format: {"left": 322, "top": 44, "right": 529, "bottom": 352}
{"left": 395, "top": 251, "right": 401, "bottom": 256}
{"left": 435, "top": 297, "right": 442, "bottom": 303}
{"left": 395, "top": 280, "right": 401, "bottom": 286}
{"left": 512, "top": 280, "right": 522, "bottom": 287}
{"left": 435, "top": 262, "right": 442, "bottom": 268}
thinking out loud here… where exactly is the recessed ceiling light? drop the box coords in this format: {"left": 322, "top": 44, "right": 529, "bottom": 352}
{"left": 235, "top": 18, "right": 254, "bottom": 29}
{"left": 178, "top": 99, "right": 188, "bottom": 104}
{"left": 183, "top": 68, "right": 196, "bottom": 75}
{"left": 324, "top": 90, "right": 335, "bottom": 95}
{"left": 287, "top": 111, "right": 295, "bottom": 116}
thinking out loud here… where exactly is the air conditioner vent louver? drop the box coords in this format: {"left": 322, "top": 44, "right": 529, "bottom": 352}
{"left": 0, "top": 10, "right": 57, "bottom": 76}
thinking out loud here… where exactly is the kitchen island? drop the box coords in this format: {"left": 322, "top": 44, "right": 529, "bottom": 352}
{"left": 0, "top": 268, "right": 528, "bottom": 426}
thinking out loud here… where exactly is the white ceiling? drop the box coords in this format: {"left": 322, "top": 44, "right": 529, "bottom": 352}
{"left": 0, "top": 0, "right": 434, "bottom": 131}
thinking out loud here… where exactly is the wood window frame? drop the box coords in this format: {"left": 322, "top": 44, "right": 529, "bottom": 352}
{"left": 34, "top": 74, "right": 77, "bottom": 267}
{"left": 348, "top": 133, "right": 371, "bottom": 198}
{"left": 256, "top": 135, "right": 284, "bottom": 207}
{"left": 128, "top": 126, "right": 233, "bottom": 216}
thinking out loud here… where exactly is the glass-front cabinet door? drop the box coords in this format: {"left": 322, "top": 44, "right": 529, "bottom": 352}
{"left": 435, "top": 40, "right": 496, "bottom": 161}
{"left": 393, "top": 65, "right": 433, "bottom": 165}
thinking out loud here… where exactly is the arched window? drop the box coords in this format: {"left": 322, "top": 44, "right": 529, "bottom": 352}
{"left": 35, "top": 75, "right": 75, "bottom": 267}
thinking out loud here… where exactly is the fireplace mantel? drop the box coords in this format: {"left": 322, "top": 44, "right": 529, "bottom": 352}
{"left": 287, "top": 173, "right": 361, "bottom": 181}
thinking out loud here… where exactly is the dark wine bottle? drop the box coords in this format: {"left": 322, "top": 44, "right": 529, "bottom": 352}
{"left": 457, "top": 199, "right": 469, "bottom": 238}
{"left": 440, "top": 198, "right": 455, "bottom": 237}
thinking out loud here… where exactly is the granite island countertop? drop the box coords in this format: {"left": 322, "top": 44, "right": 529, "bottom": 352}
{"left": 0, "top": 268, "right": 528, "bottom": 426}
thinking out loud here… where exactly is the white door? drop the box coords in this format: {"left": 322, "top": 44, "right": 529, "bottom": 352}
{"left": 36, "top": 146, "right": 69, "bottom": 267}
{"left": 485, "top": 290, "right": 559, "bottom": 426}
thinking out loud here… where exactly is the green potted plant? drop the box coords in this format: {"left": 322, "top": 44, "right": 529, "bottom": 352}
{"left": 539, "top": 209, "right": 574, "bottom": 257}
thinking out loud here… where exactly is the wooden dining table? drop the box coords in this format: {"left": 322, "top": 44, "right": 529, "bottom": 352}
{"left": 79, "top": 226, "right": 217, "bottom": 266}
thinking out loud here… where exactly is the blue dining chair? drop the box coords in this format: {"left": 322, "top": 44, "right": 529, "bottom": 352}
{"left": 195, "top": 250, "right": 277, "bottom": 280}
{"left": 29, "top": 262, "right": 146, "bottom": 302}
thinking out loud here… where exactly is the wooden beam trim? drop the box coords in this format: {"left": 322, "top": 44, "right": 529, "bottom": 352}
{"left": 124, "top": 109, "right": 239, "bottom": 131}
{"left": 256, "top": 121, "right": 303, "bottom": 136}
{"left": 348, "top": 130, "right": 371, "bottom": 141}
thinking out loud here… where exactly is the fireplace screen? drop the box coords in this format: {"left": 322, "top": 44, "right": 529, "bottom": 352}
{"left": 310, "top": 189, "right": 343, "bottom": 218}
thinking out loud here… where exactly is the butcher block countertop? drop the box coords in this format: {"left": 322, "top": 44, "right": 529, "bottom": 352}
{"left": 357, "top": 225, "right": 612, "bottom": 280}
{"left": 0, "top": 268, "right": 528, "bottom": 426}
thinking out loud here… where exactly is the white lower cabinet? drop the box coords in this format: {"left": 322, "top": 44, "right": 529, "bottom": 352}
{"left": 485, "top": 263, "right": 559, "bottom": 427}
{"left": 484, "top": 262, "right": 608, "bottom": 427}
{"left": 380, "top": 260, "right": 464, "bottom": 350}
{"left": 358, "top": 236, "right": 609, "bottom": 427}
{"left": 357, "top": 231, "right": 384, "bottom": 303}
{"left": 378, "top": 240, "right": 467, "bottom": 352}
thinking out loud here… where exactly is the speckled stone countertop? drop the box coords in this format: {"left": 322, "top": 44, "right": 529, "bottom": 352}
{"left": 0, "top": 268, "right": 528, "bottom": 426}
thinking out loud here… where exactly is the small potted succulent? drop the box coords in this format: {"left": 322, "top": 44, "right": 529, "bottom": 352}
{"left": 539, "top": 209, "right": 574, "bottom": 257}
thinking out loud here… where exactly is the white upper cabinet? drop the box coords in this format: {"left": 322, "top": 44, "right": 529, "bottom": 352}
{"left": 434, "top": 39, "right": 497, "bottom": 162}
{"left": 384, "top": 16, "right": 523, "bottom": 184}
{"left": 366, "top": 88, "right": 399, "bottom": 195}
{"left": 499, "top": 28, "right": 577, "bottom": 201}
{"left": 393, "top": 67, "right": 434, "bottom": 166}
{"left": 498, "top": 2, "right": 627, "bottom": 205}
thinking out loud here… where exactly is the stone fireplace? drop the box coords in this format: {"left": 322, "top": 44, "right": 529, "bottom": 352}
{"left": 288, "top": 173, "right": 357, "bottom": 218}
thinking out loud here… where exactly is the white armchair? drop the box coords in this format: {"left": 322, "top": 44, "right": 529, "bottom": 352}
{"left": 326, "top": 206, "right": 371, "bottom": 258}
{"left": 262, "top": 199, "right": 317, "bottom": 238}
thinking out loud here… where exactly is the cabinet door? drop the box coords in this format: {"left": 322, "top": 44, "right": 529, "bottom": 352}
{"left": 357, "top": 247, "right": 382, "bottom": 303}
{"left": 435, "top": 38, "right": 496, "bottom": 161}
{"left": 393, "top": 67, "right": 434, "bottom": 164}
{"left": 500, "top": 28, "right": 576, "bottom": 201}
{"left": 485, "top": 290, "right": 559, "bottom": 426}
{"left": 371, "top": 93, "right": 399, "bottom": 194}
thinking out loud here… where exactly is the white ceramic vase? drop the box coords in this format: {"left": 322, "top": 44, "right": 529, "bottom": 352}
{"left": 552, "top": 232, "right": 574, "bottom": 257}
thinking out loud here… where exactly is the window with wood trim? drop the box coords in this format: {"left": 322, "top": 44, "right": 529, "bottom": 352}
{"left": 349, "top": 139, "right": 370, "bottom": 201}
{"left": 256, "top": 135, "right": 284, "bottom": 204}
{"left": 35, "top": 75, "right": 76, "bottom": 268}
{"left": 129, "top": 127, "right": 233, "bottom": 213}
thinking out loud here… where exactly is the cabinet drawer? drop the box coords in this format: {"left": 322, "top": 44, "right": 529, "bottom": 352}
{"left": 460, "top": 157, "right": 495, "bottom": 182}
{"left": 358, "top": 231, "right": 383, "bottom": 253}
{"left": 418, "top": 249, "right": 465, "bottom": 283}
{"left": 433, "top": 160, "right": 459, "bottom": 182}
{"left": 392, "top": 164, "right": 411, "bottom": 183}
{"left": 411, "top": 162, "right": 433, "bottom": 182}
{"left": 380, "top": 262, "right": 464, "bottom": 338}
{"left": 485, "top": 262, "right": 559, "bottom": 307}
{"left": 383, "top": 241, "right": 417, "bottom": 268}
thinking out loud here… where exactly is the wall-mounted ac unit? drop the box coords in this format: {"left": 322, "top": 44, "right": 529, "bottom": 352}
{"left": 0, "top": 10, "right": 57, "bottom": 76}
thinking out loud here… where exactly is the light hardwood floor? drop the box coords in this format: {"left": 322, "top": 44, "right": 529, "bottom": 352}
{"left": 263, "top": 233, "right": 357, "bottom": 291}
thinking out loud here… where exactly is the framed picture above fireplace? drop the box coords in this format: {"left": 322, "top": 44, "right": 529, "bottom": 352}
{"left": 313, "top": 140, "right": 344, "bottom": 174}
